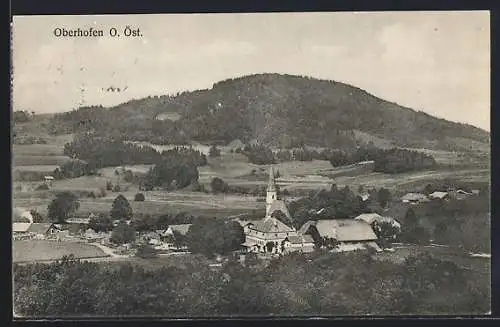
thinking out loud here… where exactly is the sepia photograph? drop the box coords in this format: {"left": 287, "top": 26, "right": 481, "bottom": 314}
{"left": 11, "top": 11, "right": 491, "bottom": 318}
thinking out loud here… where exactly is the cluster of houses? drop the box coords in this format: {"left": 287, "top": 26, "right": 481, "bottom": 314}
{"left": 401, "top": 188, "right": 479, "bottom": 205}
{"left": 233, "top": 167, "right": 401, "bottom": 255}
{"left": 14, "top": 167, "right": 417, "bottom": 257}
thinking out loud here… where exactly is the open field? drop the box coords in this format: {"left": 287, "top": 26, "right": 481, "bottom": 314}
{"left": 12, "top": 240, "right": 109, "bottom": 263}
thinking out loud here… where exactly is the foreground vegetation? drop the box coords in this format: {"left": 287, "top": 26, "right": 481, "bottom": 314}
{"left": 13, "top": 250, "right": 489, "bottom": 317}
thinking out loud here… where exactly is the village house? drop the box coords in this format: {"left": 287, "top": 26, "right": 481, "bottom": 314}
{"left": 354, "top": 213, "right": 401, "bottom": 229}
{"left": 27, "top": 223, "right": 59, "bottom": 239}
{"left": 449, "top": 189, "right": 474, "bottom": 200}
{"left": 299, "top": 219, "right": 381, "bottom": 253}
{"left": 428, "top": 191, "right": 450, "bottom": 201}
{"left": 160, "top": 224, "right": 191, "bottom": 250}
{"left": 241, "top": 166, "right": 312, "bottom": 255}
{"left": 44, "top": 175, "right": 54, "bottom": 187}
{"left": 401, "top": 192, "right": 429, "bottom": 204}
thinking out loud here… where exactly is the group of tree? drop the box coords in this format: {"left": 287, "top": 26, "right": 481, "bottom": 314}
{"left": 241, "top": 144, "right": 276, "bottom": 165}
{"left": 13, "top": 250, "right": 489, "bottom": 316}
{"left": 13, "top": 110, "right": 33, "bottom": 123}
{"left": 62, "top": 133, "right": 207, "bottom": 172}
{"left": 288, "top": 185, "right": 370, "bottom": 229}
{"left": 52, "top": 159, "right": 97, "bottom": 180}
{"left": 185, "top": 218, "right": 245, "bottom": 258}
{"left": 327, "top": 146, "right": 437, "bottom": 174}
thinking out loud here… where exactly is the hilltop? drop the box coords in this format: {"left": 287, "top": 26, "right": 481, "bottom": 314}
{"left": 36, "top": 73, "right": 489, "bottom": 152}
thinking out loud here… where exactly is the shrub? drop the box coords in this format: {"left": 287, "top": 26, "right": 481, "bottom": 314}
{"left": 134, "top": 193, "right": 145, "bottom": 202}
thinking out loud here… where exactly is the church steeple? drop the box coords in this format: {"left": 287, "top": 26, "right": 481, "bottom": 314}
{"left": 267, "top": 166, "right": 276, "bottom": 192}
{"left": 266, "top": 166, "right": 278, "bottom": 217}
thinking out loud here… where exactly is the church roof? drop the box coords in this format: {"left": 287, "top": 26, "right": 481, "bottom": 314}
{"left": 267, "top": 200, "right": 292, "bottom": 220}
{"left": 248, "top": 217, "right": 295, "bottom": 233}
{"left": 267, "top": 166, "right": 276, "bottom": 192}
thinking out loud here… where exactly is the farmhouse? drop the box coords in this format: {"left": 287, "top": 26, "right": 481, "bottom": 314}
{"left": 161, "top": 224, "right": 191, "bottom": 250}
{"left": 283, "top": 234, "right": 315, "bottom": 254}
{"left": 242, "top": 166, "right": 311, "bottom": 254}
{"left": 449, "top": 189, "right": 474, "bottom": 200}
{"left": 44, "top": 175, "right": 54, "bottom": 187}
{"left": 27, "top": 223, "right": 59, "bottom": 239}
{"left": 299, "top": 219, "right": 380, "bottom": 253}
{"left": 354, "top": 213, "right": 401, "bottom": 229}
{"left": 401, "top": 193, "right": 429, "bottom": 204}
{"left": 428, "top": 191, "right": 450, "bottom": 200}
{"left": 163, "top": 224, "right": 192, "bottom": 237}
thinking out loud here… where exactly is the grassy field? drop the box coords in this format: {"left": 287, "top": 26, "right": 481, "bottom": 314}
{"left": 12, "top": 240, "right": 109, "bottom": 263}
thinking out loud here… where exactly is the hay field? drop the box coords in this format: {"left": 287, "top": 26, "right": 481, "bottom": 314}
{"left": 12, "top": 240, "right": 109, "bottom": 263}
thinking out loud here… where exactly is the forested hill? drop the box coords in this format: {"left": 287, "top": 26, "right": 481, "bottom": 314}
{"left": 46, "top": 73, "right": 490, "bottom": 151}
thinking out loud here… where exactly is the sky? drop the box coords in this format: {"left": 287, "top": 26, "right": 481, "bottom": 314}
{"left": 12, "top": 11, "right": 490, "bottom": 131}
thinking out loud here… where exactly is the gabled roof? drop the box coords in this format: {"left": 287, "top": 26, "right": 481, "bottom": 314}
{"left": 286, "top": 234, "right": 314, "bottom": 244}
{"left": 355, "top": 213, "right": 401, "bottom": 228}
{"left": 13, "top": 222, "right": 32, "bottom": 233}
{"left": 401, "top": 193, "right": 428, "bottom": 201}
{"left": 165, "top": 224, "right": 192, "bottom": 235}
{"left": 27, "top": 223, "right": 56, "bottom": 235}
{"left": 267, "top": 200, "right": 292, "bottom": 220}
{"left": 354, "top": 213, "right": 383, "bottom": 225}
{"left": 429, "top": 191, "right": 449, "bottom": 199}
{"left": 248, "top": 217, "right": 295, "bottom": 233}
{"left": 307, "top": 219, "right": 378, "bottom": 242}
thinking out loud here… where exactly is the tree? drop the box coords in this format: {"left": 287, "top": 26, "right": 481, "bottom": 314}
{"left": 110, "top": 221, "right": 136, "bottom": 244}
{"left": 400, "top": 208, "right": 430, "bottom": 245}
{"left": 209, "top": 145, "right": 221, "bottom": 157}
{"left": 130, "top": 214, "right": 157, "bottom": 232}
{"left": 88, "top": 213, "right": 113, "bottom": 233}
{"left": 134, "top": 193, "right": 145, "bottom": 202}
{"left": 377, "top": 188, "right": 391, "bottom": 208}
{"left": 29, "top": 209, "right": 44, "bottom": 223}
{"left": 211, "top": 177, "right": 228, "bottom": 193}
{"left": 373, "top": 221, "right": 400, "bottom": 248}
{"left": 110, "top": 195, "right": 133, "bottom": 220}
{"left": 47, "top": 191, "right": 80, "bottom": 223}
{"left": 186, "top": 218, "right": 245, "bottom": 257}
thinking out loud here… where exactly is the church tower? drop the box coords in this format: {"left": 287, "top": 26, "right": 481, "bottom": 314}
{"left": 266, "top": 166, "right": 277, "bottom": 217}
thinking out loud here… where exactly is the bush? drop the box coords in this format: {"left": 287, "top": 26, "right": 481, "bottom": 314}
{"left": 211, "top": 177, "right": 228, "bottom": 193}
{"left": 135, "top": 244, "right": 158, "bottom": 259}
{"left": 112, "top": 184, "right": 121, "bottom": 192}
{"left": 134, "top": 193, "right": 145, "bottom": 202}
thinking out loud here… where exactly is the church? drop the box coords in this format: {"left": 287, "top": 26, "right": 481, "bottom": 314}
{"left": 241, "top": 166, "right": 315, "bottom": 254}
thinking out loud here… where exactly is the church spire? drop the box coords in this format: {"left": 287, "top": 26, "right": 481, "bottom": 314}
{"left": 267, "top": 166, "right": 276, "bottom": 192}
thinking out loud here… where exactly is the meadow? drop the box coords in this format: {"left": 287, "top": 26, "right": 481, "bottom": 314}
{"left": 12, "top": 240, "right": 109, "bottom": 263}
